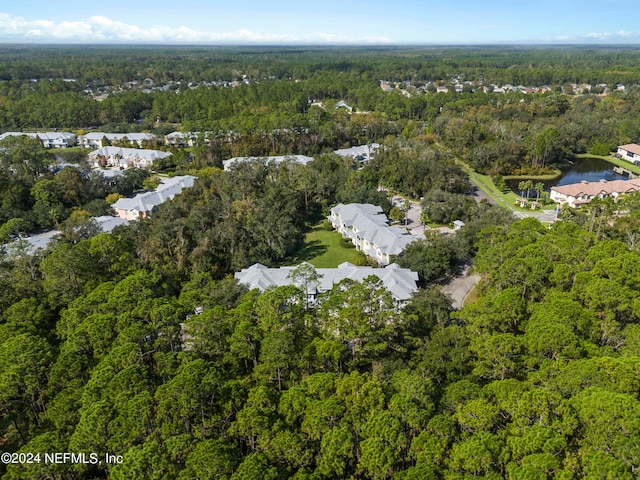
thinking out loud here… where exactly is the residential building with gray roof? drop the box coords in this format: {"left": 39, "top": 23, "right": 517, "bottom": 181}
{"left": 111, "top": 175, "right": 196, "bottom": 220}
{"left": 223, "top": 155, "right": 315, "bottom": 171}
{"left": 0, "top": 131, "right": 76, "bottom": 148}
{"left": 328, "top": 203, "right": 418, "bottom": 266}
{"left": 235, "top": 262, "right": 419, "bottom": 305}
{"left": 79, "top": 132, "right": 156, "bottom": 149}
{"left": 88, "top": 146, "right": 172, "bottom": 169}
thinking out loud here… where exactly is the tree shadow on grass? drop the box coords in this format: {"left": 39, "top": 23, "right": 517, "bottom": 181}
{"left": 291, "top": 239, "right": 327, "bottom": 263}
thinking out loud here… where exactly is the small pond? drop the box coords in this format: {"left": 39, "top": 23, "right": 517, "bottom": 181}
{"left": 506, "top": 156, "right": 628, "bottom": 194}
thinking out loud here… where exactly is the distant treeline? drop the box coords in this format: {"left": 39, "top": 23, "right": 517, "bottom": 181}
{"left": 2, "top": 45, "right": 640, "bottom": 86}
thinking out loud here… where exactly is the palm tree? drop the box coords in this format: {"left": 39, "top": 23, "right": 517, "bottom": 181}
{"left": 534, "top": 182, "right": 545, "bottom": 202}
{"left": 518, "top": 180, "right": 534, "bottom": 199}
{"left": 49, "top": 207, "right": 61, "bottom": 229}
{"left": 518, "top": 181, "right": 527, "bottom": 198}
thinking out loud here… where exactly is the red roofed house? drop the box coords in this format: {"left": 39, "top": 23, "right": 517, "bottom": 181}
{"left": 616, "top": 144, "right": 640, "bottom": 165}
{"left": 550, "top": 179, "right": 640, "bottom": 207}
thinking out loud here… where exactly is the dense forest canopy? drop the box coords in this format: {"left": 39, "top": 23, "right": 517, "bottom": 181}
{"left": 1, "top": 45, "right": 640, "bottom": 479}
{"left": 3, "top": 45, "right": 640, "bottom": 85}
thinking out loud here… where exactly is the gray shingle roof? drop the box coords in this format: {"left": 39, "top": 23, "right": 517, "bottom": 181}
{"left": 334, "top": 143, "right": 380, "bottom": 159}
{"left": 0, "top": 132, "right": 76, "bottom": 145}
{"left": 235, "top": 262, "right": 419, "bottom": 302}
{"left": 329, "top": 203, "right": 417, "bottom": 258}
{"left": 12, "top": 215, "right": 129, "bottom": 253}
{"left": 81, "top": 132, "right": 156, "bottom": 142}
{"left": 223, "top": 155, "right": 314, "bottom": 170}
{"left": 94, "top": 215, "right": 129, "bottom": 232}
{"left": 89, "top": 146, "right": 172, "bottom": 161}
{"left": 111, "top": 175, "right": 196, "bottom": 215}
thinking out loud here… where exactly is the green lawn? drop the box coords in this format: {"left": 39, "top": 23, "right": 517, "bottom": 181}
{"left": 456, "top": 160, "right": 532, "bottom": 212}
{"left": 503, "top": 170, "right": 562, "bottom": 182}
{"left": 288, "top": 222, "right": 365, "bottom": 268}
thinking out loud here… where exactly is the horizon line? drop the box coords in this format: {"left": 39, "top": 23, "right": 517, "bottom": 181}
{"left": 2, "top": 42, "right": 640, "bottom": 48}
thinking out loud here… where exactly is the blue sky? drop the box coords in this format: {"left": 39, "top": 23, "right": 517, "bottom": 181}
{"left": 1, "top": 1, "right": 639, "bottom": 45}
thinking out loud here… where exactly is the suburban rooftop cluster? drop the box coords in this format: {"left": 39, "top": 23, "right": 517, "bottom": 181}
{"left": 235, "top": 262, "right": 419, "bottom": 304}
{"left": 328, "top": 203, "right": 418, "bottom": 266}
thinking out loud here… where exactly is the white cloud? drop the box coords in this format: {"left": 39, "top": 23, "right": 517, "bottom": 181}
{"left": 584, "top": 30, "right": 639, "bottom": 40}
{"left": 361, "top": 36, "right": 395, "bottom": 44}
{"left": 0, "top": 12, "right": 394, "bottom": 44}
{"left": 538, "top": 29, "right": 640, "bottom": 44}
{"left": 0, "top": 12, "right": 28, "bottom": 33}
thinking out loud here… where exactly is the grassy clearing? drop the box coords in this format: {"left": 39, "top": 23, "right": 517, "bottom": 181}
{"left": 463, "top": 285, "right": 479, "bottom": 306}
{"left": 503, "top": 170, "right": 562, "bottom": 182}
{"left": 288, "top": 221, "right": 365, "bottom": 268}
{"left": 457, "top": 160, "right": 532, "bottom": 211}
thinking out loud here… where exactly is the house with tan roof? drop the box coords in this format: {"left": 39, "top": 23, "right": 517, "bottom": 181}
{"left": 550, "top": 178, "right": 640, "bottom": 207}
{"left": 616, "top": 144, "right": 640, "bottom": 165}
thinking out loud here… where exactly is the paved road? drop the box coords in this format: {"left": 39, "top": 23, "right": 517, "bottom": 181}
{"left": 470, "top": 179, "right": 495, "bottom": 205}
{"left": 392, "top": 196, "right": 428, "bottom": 236}
{"left": 441, "top": 264, "right": 481, "bottom": 310}
{"left": 390, "top": 194, "right": 483, "bottom": 309}
{"left": 513, "top": 208, "right": 558, "bottom": 222}
{"left": 469, "top": 179, "right": 558, "bottom": 223}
